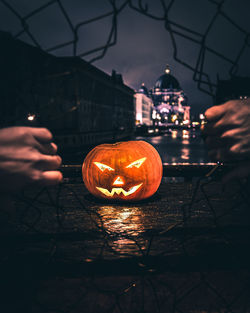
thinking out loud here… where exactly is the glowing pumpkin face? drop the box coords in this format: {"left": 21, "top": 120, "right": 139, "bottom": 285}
{"left": 82, "top": 141, "right": 163, "bottom": 201}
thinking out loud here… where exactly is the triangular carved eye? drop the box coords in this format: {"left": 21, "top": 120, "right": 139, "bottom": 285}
{"left": 126, "top": 157, "right": 147, "bottom": 169}
{"left": 94, "top": 162, "right": 114, "bottom": 172}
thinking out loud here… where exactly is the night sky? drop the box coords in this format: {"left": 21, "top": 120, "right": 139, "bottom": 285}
{"left": 1, "top": 0, "right": 250, "bottom": 115}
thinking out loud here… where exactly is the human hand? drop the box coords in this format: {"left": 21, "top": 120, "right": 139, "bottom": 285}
{"left": 202, "top": 99, "right": 250, "bottom": 180}
{"left": 0, "top": 127, "right": 63, "bottom": 193}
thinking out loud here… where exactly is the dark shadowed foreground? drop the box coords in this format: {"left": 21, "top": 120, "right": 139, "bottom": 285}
{"left": 0, "top": 164, "right": 250, "bottom": 312}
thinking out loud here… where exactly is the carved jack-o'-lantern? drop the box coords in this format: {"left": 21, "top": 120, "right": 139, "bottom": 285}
{"left": 82, "top": 140, "right": 163, "bottom": 201}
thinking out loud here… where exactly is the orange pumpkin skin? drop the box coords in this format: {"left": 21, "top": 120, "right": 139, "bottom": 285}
{"left": 82, "top": 140, "right": 163, "bottom": 201}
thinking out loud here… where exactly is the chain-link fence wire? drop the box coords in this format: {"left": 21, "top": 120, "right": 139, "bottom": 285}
{"left": 0, "top": 166, "right": 250, "bottom": 312}
{"left": 1, "top": 0, "right": 250, "bottom": 99}
{"left": 1, "top": 1, "right": 250, "bottom": 311}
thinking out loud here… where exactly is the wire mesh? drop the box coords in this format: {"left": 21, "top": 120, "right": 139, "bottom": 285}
{"left": 1, "top": 1, "right": 250, "bottom": 312}
{"left": 1, "top": 0, "right": 250, "bottom": 98}
{"left": 0, "top": 165, "right": 250, "bottom": 312}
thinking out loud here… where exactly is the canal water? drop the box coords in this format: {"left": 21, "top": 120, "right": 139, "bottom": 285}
{"left": 61, "top": 128, "right": 210, "bottom": 165}
{"left": 135, "top": 128, "right": 210, "bottom": 164}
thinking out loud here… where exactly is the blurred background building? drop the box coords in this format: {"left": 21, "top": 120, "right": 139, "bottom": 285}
{"left": 135, "top": 83, "right": 154, "bottom": 126}
{"left": 151, "top": 66, "right": 190, "bottom": 126}
{"left": 0, "top": 31, "right": 135, "bottom": 153}
{"left": 134, "top": 66, "right": 190, "bottom": 128}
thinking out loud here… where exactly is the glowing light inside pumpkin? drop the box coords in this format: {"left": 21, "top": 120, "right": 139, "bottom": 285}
{"left": 94, "top": 162, "right": 114, "bottom": 172}
{"left": 126, "top": 157, "right": 147, "bottom": 168}
{"left": 96, "top": 183, "right": 143, "bottom": 197}
{"left": 113, "top": 176, "right": 124, "bottom": 186}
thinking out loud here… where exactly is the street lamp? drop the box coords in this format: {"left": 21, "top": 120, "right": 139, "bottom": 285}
{"left": 27, "top": 113, "right": 36, "bottom": 121}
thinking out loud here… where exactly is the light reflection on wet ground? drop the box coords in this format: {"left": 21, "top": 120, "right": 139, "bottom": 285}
{"left": 91, "top": 194, "right": 186, "bottom": 255}
{"left": 136, "top": 129, "right": 210, "bottom": 164}
{"left": 96, "top": 206, "right": 147, "bottom": 253}
{"left": 97, "top": 206, "right": 144, "bottom": 236}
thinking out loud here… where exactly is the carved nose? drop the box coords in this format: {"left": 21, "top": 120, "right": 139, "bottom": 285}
{"left": 113, "top": 176, "right": 124, "bottom": 186}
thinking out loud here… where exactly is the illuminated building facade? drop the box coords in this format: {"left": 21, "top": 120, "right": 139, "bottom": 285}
{"left": 151, "top": 66, "right": 190, "bottom": 125}
{"left": 135, "top": 84, "right": 154, "bottom": 126}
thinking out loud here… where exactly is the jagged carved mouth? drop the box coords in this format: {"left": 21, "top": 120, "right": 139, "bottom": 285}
{"left": 96, "top": 183, "right": 143, "bottom": 197}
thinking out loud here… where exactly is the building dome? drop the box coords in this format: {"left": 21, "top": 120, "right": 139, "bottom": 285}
{"left": 155, "top": 66, "right": 180, "bottom": 90}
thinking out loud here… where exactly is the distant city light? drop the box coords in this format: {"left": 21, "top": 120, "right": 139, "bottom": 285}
{"left": 165, "top": 66, "right": 170, "bottom": 74}
{"left": 172, "top": 130, "right": 178, "bottom": 139}
{"left": 192, "top": 121, "right": 200, "bottom": 127}
{"left": 152, "top": 110, "right": 157, "bottom": 119}
{"left": 171, "top": 114, "right": 177, "bottom": 122}
{"left": 27, "top": 114, "right": 36, "bottom": 121}
{"left": 182, "top": 130, "right": 189, "bottom": 139}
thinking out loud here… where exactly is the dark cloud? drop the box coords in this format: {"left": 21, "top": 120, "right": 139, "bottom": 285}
{"left": 0, "top": 0, "right": 250, "bottom": 114}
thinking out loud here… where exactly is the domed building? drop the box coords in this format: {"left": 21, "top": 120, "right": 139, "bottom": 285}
{"left": 151, "top": 66, "right": 190, "bottom": 125}
{"left": 155, "top": 70, "right": 180, "bottom": 90}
